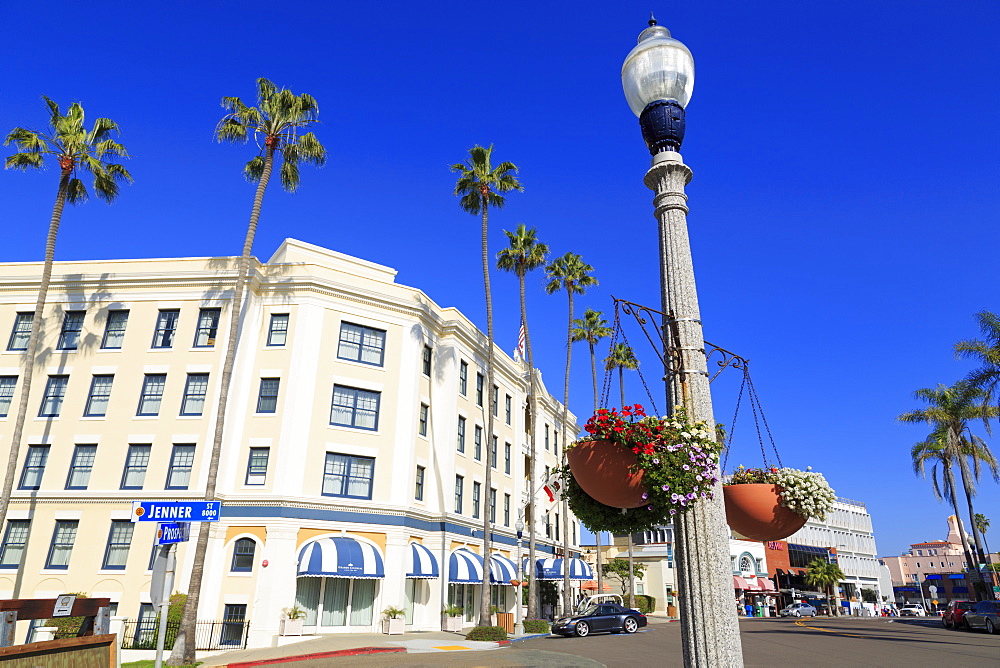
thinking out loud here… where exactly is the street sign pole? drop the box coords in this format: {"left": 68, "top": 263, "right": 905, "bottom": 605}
{"left": 153, "top": 543, "right": 176, "bottom": 668}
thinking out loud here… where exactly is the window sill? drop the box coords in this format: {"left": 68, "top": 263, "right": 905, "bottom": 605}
{"left": 98, "top": 568, "right": 127, "bottom": 573}
{"left": 177, "top": 415, "right": 204, "bottom": 420}
{"left": 40, "top": 568, "right": 70, "bottom": 574}
{"left": 80, "top": 416, "right": 106, "bottom": 421}
{"left": 133, "top": 416, "right": 160, "bottom": 420}
{"left": 34, "top": 417, "right": 59, "bottom": 421}
{"left": 227, "top": 572, "right": 254, "bottom": 578}
{"left": 95, "top": 349, "right": 122, "bottom": 353}
{"left": 146, "top": 348, "right": 175, "bottom": 353}
{"left": 326, "top": 424, "right": 379, "bottom": 434}
{"left": 253, "top": 413, "right": 277, "bottom": 418}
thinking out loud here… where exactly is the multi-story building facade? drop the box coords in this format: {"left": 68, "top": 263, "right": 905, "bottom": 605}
{"left": 0, "top": 239, "right": 577, "bottom": 647}
{"left": 881, "top": 515, "right": 981, "bottom": 607}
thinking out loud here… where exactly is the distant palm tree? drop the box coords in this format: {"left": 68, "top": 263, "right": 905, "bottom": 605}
{"left": 571, "top": 309, "right": 612, "bottom": 411}
{"left": 805, "top": 558, "right": 846, "bottom": 615}
{"left": 955, "top": 310, "right": 1000, "bottom": 428}
{"left": 974, "top": 513, "right": 991, "bottom": 556}
{"left": 452, "top": 145, "right": 522, "bottom": 627}
{"left": 604, "top": 342, "right": 639, "bottom": 608}
{"left": 171, "top": 78, "right": 326, "bottom": 664}
{"left": 900, "top": 381, "right": 999, "bottom": 600}
{"left": 496, "top": 223, "right": 547, "bottom": 620}
{"left": 545, "top": 252, "right": 597, "bottom": 614}
{"left": 1, "top": 99, "right": 131, "bottom": 536}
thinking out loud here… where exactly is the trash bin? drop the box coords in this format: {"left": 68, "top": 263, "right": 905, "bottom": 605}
{"left": 497, "top": 612, "right": 514, "bottom": 634}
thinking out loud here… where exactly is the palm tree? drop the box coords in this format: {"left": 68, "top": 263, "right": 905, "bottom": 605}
{"left": 899, "top": 381, "right": 1000, "bottom": 601}
{"left": 1, "top": 99, "right": 130, "bottom": 536}
{"left": 805, "top": 558, "right": 846, "bottom": 615}
{"left": 955, "top": 310, "right": 1000, "bottom": 428}
{"left": 496, "top": 223, "right": 547, "bottom": 619}
{"left": 170, "top": 78, "right": 325, "bottom": 664}
{"left": 604, "top": 342, "right": 639, "bottom": 608}
{"left": 452, "top": 145, "right": 522, "bottom": 627}
{"left": 545, "top": 252, "right": 597, "bottom": 614}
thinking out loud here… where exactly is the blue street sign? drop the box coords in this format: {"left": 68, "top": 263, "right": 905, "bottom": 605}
{"left": 132, "top": 501, "right": 221, "bottom": 523}
{"left": 157, "top": 522, "right": 191, "bottom": 545}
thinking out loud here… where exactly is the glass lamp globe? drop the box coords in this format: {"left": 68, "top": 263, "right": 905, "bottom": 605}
{"left": 622, "top": 21, "right": 695, "bottom": 116}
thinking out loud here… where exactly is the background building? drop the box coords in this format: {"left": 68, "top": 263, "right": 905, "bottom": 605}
{"left": 0, "top": 239, "right": 578, "bottom": 647}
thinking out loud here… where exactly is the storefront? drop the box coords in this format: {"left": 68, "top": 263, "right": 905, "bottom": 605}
{"left": 526, "top": 557, "right": 594, "bottom": 611}
{"left": 404, "top": 542, "right": 440, "bottom": 625}
{"left": 294, "top": 535, "right": 385, "bottom": 633}
{"left": 447, "top": 549, "right": 516, "bottom": 623}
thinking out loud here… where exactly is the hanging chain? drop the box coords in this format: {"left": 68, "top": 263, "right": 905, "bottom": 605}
{"left": 720, "top": 370, "right": 748, "bottom": 475}
{"left": 746, "top": 372, "right": 783, "bottom": 468}
{"left": 599, "top": 306, "right": 622, "bottom": 410}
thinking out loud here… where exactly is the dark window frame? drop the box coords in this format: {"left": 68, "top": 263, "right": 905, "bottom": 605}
{"left": 7, "top": 313, "right": 33, "bottom": 351}
{"left": 101, "top": 310, "right": 129, "bottom": 349}
{"left": 101, "top": 520, "right": 134, "bottom": 570}
{"left": 472, "top": 481, "right": 481, "bottom": 519}
{"left": 84, "top": 374, "right": 114, "bottom": 417}
{"left": 19, "top": 445, "right": 49, "bottom": 490}
{"left": 120, "top": 444, "right": 151, "bottom": 490}
{"left": 418, "top": 403, "right": 428, "bottom": 436}
{"left": 231, "top": 538, "right": 256, "bottom": 572}
{"left": 38, "top": 375, "right": 68, "bottom": 418}
{"left": 256, "top": 378, "right": 280, "bottom": 414}
{"left": 151, "top": 309, "right": 180, "bottom": 349}
{"left": 455, "top": 475, "right": 464, "bottom": 514}
{"left": 65, "top": 444, "right": 97, "bottom": 490}
{"left": 337, "top": 322, "right": 386, "bottom": 366}
{"left": 57, "top": 311, "right": 85, "bottom": 350}
{"left": 245, "top": 447, "right": 269, "bottom": 485}
{"left": 165, "top": 444, "right": 196, "bottom": 490}
{"left": 193, "top": 307, "right": 221, "bottom": 347}
{"left": 266, "top": 314, "right": 289, "bottom": 346}
{"left": 415, "top": 465, "right": 425, "bottom": 501}
{"left": 45, "top": 520, "right": 79, "bottom": 570}
{"left": 457, "top": 416, "right": 466, "bottom": 453}
{"left": 321, "top": 452, "right": 375, "bottom": 500}
{"left": 422, "top": 345, "right": 432, "bottom": 376}
{"left": 0, "top": 376, "right": 17, "bottom": 418}
{"left": 180, "top": 373, "right": 209, "bottom": 416}
{"left": 0, "top": 520, "right": 30, "bottom": 569}
{"left": 459, "top": 361, "right": 468, "bottom": 395}
{"left": 330, "top": 385, "right": 381, "bottom": 430}
{"left": 476, "top": 373, "right": 484, "bottom": 407}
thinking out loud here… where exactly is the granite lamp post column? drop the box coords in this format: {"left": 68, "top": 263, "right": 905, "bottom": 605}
{"left": 621, "top": 17, "right": 744, "bottom": 666}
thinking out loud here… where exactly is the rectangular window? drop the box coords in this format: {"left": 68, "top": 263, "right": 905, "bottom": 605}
{"left": 84, "top": 374, "right": 113, "bottom": 417}
{"left": 152, "top": 309, "right": 179, "bottom": 348}
{"left": 330, "top": 385, "right": 380, "bottom": 430}
{"left": 474, "top": 426, "right": 483, "bottom": 461}
{"left": 256, "top": 378, "right": 280, "bottom": 414}
{"left": 472, "top": 482, "right": 481, "bottom": 519}
{"left": 166, "top": 444, "right": 196, "bottom": 489}
{"left": 245, "top": 447, "right": 269, "bottom": 485}
{"left": 193, "top": 307, "right": 221, "bottom": 347}
{"left": 101, "top": 310, "right": 129, "bottom": 349}
{"left": 221, "top": 604, "right": 247, "bottom": 646}
{"left": 180, "top": 373, "right": 209, "bottom": 416}
{"left": 554, "top": 431, "right": 559, "bottom": 456}
{"left": 137, "top": 374, "right": 166, "bottom": 416}
{"left": 231, "top": 539, "right": 255, "bottom": 572}
{"left": 0, "top": 520, "right": 30, "bottom": 568}
{"left": 121, "top": 444, "right": 151, "bottom": 489}
{"left": 102, "top": 520, "right": 134, "bottom": 570}
{"left": 65, "top": 445, "right": 96, "bottom": 490}
{"left": 544, "top": 512, "right": 551, "bottom": 538}
{"left": 504, "top": 493, "right": 511, "bottom": 527}
{"left": 7, "top": 313, "right": 32, "bottom": 351}
{"left": 0, "top": 376, "right": 16, "bottom": 417}
{"left": 337, "top": 322, "right": 386, "bottom": 365}
{"left": 45, "top": 520, "right": 78, "bottom": 569}
{"left": 459, "top": 361, "right": 468, "bottom": 395}
{"left": 38, "top": 375, "right": 68, "bottom": 417}
{"left": 57, "top": 311, "right": 85, "bottom": 350}
{"left": 555, "top": 512, "right": 560, "bottom": 538}
{"left": 476, "top": 373, "right": 484, "bottom": 407}
{"left": 422, "top": 345, "right": 432, "bottom": 376}
{"left": 493, "top": 385, "right": 499, "bottom": 417}
{"left": 491, "top": 435, "right": 498, "bottom": 469}
{"left": 267, "top": 314, "right": 289, "bottom": 346}
{"left": 457, "top": 416, "right": 466, "bottom": 453}
{"left": 322, "top": 453, "right": 375, "bottom": 499}
{"left": 489, "top": 488, "right": 497, "bottom": 523}
{"left": 418, "top": 403, "right": 428, "bottom": 436}
{"left": 415, "top": 465, "right": 425, "bottom": 501}
{"left": 454, "top": 475, "right": 464, "bottom": 514}
{"left": 504, "top": 442, "right": 511, "bottom": 474}
{"left": 545, "top": 424, "right": 550, "bottom": 451}
{"left": 19, "top": 445, "right": 49, "bottom": 490}
{"left": 505, "top": 395, "right": 512, "bottom": 424}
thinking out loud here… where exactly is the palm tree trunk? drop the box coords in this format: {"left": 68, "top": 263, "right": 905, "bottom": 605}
{"left": 944, "top": 466, "right": 983, "bottom": 602}
{"left": 170, "top": 143, "right": 276, "bottom": 664}
{"left": 957, "top": 461, "right": 988, "bottom": 566}
{"left": 589, "top": 341, "right": 603, "bottom": 600}
{"left": 561, "top": 290, "right": 574, "bottom": 615}
{"left": 479, "top": 197, "right": 495, "bottom": 628}
{"left": 618, "top": 364, "right": 635, "bottom": 609}
{"left": 0, "top": 172, "right": 69, "bottom": 545}
{"left": 520, "top": 274, "right": 539, "bottom": 621}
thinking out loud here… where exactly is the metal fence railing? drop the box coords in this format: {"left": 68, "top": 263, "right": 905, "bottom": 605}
{"left": 117, "top": 618, "right": 250, "bottom": 651}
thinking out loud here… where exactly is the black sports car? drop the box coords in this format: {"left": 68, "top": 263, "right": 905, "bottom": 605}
{"left": 551, "top": 603, "right": 648, "bottom": 637}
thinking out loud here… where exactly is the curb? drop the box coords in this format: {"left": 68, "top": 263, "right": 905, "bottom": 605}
{"left": 508, "top": 633, "right": 553, "bottom": 643}
{"left": 222, "top": 646, "right": 405, "bottom": 667}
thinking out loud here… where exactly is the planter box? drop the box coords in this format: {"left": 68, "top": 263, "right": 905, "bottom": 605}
{"left": 383, "top": 617, "right": 405, "bottom": 634}
{"left": 442, "top": 615, "right": 463, "bottom": 632}
{"left": 279, "top": 618, "right": 304, "bottom": 636}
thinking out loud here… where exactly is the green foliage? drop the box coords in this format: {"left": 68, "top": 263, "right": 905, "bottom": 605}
{"left": 442, "top": 604, "right": 463, "bottom": 617}
{"left": 282, "top": 604, "right": 305, "bottom": 620}
{"left": 451, "top": 144, "right": 523, "bottom": 215}
{"left": 465, "top": 625, "right": 509, "bottom": 641}
{"left": 860, "top": 588, "right": 878, "bottom": 603}
{"left": 601, "top": 558, "right": 647, "bottom": 596}
{"left": 563, "top": 469, "right": 662, "bottom": 533}
{"left": 45, "top": 593, "right": 89, "bottom": 638}
{"left": 522, "top": 619, "right": 551, "bottom": 633}
{"left": 633, "top": 595, "right": 656, "bottom": 614}
{"left": 382, "top": 605, "right": 405, "bottom": 619}
{"left": 955, "top": 310, "right": 1000, "bottom": 418}
{"left": 544, "top": 252, "right": 598, "bottom": 298}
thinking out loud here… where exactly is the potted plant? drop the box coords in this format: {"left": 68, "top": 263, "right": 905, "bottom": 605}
{"left": 723, "top": 465, "right": 836, "bottom": 541}
{"left": 566, "top": 405, "right": 723, "bottom": 517}
{"left": 442, "top": 604, "right": 463, "bottom": 632}
{"left": 382, "top": 605, "right": 406, "bottom": 634}
{"left": 280, "top": 605, "right": 305, "bottom": 636}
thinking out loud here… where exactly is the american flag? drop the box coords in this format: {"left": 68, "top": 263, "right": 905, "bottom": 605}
{"left": 513, "top": 323, "right": 526, "bottom": 362}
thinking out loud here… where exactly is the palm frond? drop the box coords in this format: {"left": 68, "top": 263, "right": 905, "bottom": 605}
{"left": 279, "top": 156, "right": 300, "bottom": 193}
{"left": 5, "top": 152, "right": 44, "bottom": 170}
{"left": 216, "top": 117, "right": 249, "bottom": 143}
{"left": 244, "top": 156, "right": 265, "bottom": 183}
{"left": 66, "top": 177, "right": 88, "bottom": 204}
{"left": 296, "top": 132, "right": 326, "bottom": 166}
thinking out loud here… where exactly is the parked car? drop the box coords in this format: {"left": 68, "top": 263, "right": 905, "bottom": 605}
{"left": 962, "top": 600, "right": 1000, "bottom": 634}
{"left": 900, "top": 604, "right": 925, "bottom": 617}
{"left": 551, "top": 603, "right": 647, "bottom": 637}
{"left": 942, "top": 600, "right": 975, "bottom": 629}
{"left": 779, "top": 603, "right": 817, "bottom": 617}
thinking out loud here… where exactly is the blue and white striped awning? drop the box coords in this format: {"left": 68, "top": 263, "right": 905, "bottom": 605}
{"left": 296, "top": 536, "right": 384, "bottom": 579}
{"left": 448, "top": 550, "right": 517, "bottom": 585}
{"left": 407, "top": 542, "right": 440, "bottom": 579}
{"left": 523, "top": 557, "right": 594, "bottom": 581}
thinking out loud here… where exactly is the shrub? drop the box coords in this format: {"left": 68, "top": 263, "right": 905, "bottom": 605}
{"left": 46, "top": 593, "right": 89, "bottom": 639}
{"left": 523, "top": 619, "right": 550, "bottom": 634}
{"left": 634, "top": 595, "right": 656, "bottom": 614}
{"left": 465, "top": 625, "right": 509, "bottom": 641}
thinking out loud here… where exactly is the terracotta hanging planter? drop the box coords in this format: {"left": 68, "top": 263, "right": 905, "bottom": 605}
{"left": 723, "top": 483, "right": 806, "bottom": 541}
{"left": 567, "top": 439, "right": 648, "bottom": 509}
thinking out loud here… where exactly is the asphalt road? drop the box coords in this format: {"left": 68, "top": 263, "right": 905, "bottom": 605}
{"left": 281, "top": 617, "right": 1000, "bottom": 667}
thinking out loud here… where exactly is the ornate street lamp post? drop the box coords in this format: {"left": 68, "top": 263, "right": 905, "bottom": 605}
{"left": 621, "top": 17, "right": 744, "bottom": 666}
{"left": 515, "top": 518, "right": 525, "bottom": 635}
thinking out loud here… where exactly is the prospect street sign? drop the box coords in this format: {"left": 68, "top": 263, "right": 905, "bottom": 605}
{"left": 131, "top": 501, "right": 221, "bottom": 522}
{"left": 156, "top": 522, "right": 191, "bottom": 544}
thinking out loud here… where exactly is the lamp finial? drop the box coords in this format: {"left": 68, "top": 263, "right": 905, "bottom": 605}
{"left": 649, "top": 12, "right": 657, "bottom": 26}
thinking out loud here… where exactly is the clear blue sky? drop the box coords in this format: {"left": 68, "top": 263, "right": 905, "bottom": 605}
{"left": 2, "top": 1, "right": 998, "bottom": 557}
